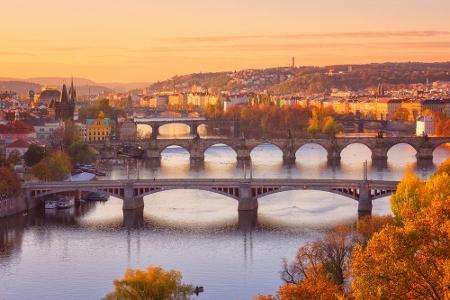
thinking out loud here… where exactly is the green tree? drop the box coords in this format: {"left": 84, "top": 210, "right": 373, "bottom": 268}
{"left": 32, "top": 151, "right": 72, "bottom": 181}
{"left": 68, "top": 142, "right": 96, "bottom": 165}
{"left": 23, "top": 144, "right": 45, "bottom": 167}
{"left": 105, "top": 266, "right": 194, "bottom": 300}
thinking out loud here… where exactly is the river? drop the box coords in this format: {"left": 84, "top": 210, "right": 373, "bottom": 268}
{"left": 1, "top": 125, "right": 449, "bottom": 299}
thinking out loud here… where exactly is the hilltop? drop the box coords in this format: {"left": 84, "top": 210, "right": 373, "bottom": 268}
{"left": 148, "top": 62, "right": 450, "bottom": 94}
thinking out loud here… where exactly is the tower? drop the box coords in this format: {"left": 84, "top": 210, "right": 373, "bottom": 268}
{"left": 291, "top": 56, "right": 295, "bottom": 68}
{"left": 55, "top": 81, "right": 75, "bottom": 121}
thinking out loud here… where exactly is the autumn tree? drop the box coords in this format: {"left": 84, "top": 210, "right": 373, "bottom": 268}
{"left": 257, "top": 225, "right": 354, "bottom": 300}
{"left": 104, "top": 266, "right": 194, "bottom": 300}
{"left": 351, "top": 159, "right": 450, "bottom": 300}
{"left": 32, "top": 151, "right": 72, "bottom": 181}
{"left": 391, "top": 107, "right": 410, "bottom": 122}
{"left": 322, "top": 116, "right": 344, "bottom": 137}
{"left": 0, "top": 167, "right": 21, "bottom": 198}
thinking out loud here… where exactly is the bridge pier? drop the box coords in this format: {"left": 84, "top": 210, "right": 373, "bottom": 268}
{"left": 190, "top": 124, "right": 198, "bottom": 136}
{"left": 151, "top": 124, "right": 160, "bottom": 138}
{"left": 327, "top": 151, "right": 341, "bottom": 164}
{"left": 371, "top": 144, "right": 388, "bottom": 163}
{"left": 123, "top": 207, "right": 144, "bottom": 229}
{"left": 145, "top": 148, "right": 162, "bottom": 168}
{"left": 238, "top": 210, "right": 257, "bottom": 232}
{"left": 358, "top": 182, "right": 372, "bottom": 215}
{"left": 123, "top": 197, "right": 144, "bottom": 210}
{"left": 123, "top": 184, "right": 144, "bottom": 210}
{"left": 238, "top": 182, "right": 258, "bottom": 211}
{"left": 282, "top": 151, "right": 296, "bottom": 166}
{"left": 190, "top": 156, "right": 204, "bottom": 170}
{"left": 236, "top": 148, "right": 251, "bottom": 168}
{"left": 416, "top": 147, "right": 434, "bottom": 162}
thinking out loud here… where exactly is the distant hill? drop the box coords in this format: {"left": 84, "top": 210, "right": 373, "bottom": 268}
{"left": 0, "top": 76, "right": 151, "bottom": 95}
{"left": 0, "top": 77, "right": 116, "bottom": 97}
{"left": 0, "top": 81, "right": 40, "bottom": 96}
{"left": 27, "top": 77, "right": 97, "bottom": 86}
{"left": 148, "top": 62, "right": 450, "bottom": 94}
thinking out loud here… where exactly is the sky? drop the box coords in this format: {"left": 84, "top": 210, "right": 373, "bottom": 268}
{"left": 1, "top": 0, "right": 450, "bottom": 83}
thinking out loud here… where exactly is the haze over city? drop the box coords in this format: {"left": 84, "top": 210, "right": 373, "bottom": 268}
{"left": 1, "top": 1, "right": 450, "bottom": 299}
{"left": 2, "top": 0, "right": 450, "bottom": 82}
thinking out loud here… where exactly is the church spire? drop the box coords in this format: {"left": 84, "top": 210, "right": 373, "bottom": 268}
{"left": 69, "top": 78, "right": 77, "bottom": 104}
{"left": 60, "top": 83, "right": 68, "bottom": 103}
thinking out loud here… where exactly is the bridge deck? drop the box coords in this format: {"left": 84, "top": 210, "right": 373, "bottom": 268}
{"left": 24, "top": 178, "right": 400, "bottom": 189}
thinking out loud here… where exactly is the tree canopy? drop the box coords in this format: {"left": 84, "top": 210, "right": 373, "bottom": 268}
{"left": 255, "top": 159, "right": 450, "bottom": 300}
{"left": 32, "top": 151, "right": 72, "bottom": 181}
{"left": 105, "top": 266, "right": 194, "bottom": 300}
{"left": 23, "top": 144, "right": 45, "bottom": 167}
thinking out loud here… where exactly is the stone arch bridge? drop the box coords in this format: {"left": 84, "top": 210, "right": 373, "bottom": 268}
{"left": 93, "top": 136, "right": 450, "bottom": 167}
{"left": 134, "top": 117, "right": 240, "bottom": 138}
{"left": 23, "top": 178, "right": 399, "bottom": 214}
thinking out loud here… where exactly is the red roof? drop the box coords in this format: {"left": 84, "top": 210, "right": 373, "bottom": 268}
{"left": 0, "top": 120, "right": 35, "bottom": 134}
{"left": 7, "top": 139, "right": 30, "bottom": 148}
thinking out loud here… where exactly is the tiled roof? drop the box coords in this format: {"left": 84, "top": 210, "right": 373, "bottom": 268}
{"left": 0, "top": 120, "right": 35, "bottom": 134}
{"left": 86, "top": 118, "right": 112, "bottom": 127}
{"left": 6, "top": 139, "right": 30, "bottom": 148}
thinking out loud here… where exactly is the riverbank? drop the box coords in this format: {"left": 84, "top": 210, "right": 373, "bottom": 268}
{"left": 0, "top": 194, "right": 27, "bottom": 218}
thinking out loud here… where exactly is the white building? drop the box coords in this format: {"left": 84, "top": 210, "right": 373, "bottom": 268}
{"left": 34, "top": 121, "right": 63, "bottom": 144}
{"left": 416, "top": 115, "right": 434, "bottom": 136}
{"left": 223, "top": 94, "right": 250, "bottom": 112}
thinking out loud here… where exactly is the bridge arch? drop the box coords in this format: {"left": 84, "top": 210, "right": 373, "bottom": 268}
{"left": 249, "top": 142, "right": 284, "bottom": 163}
{"left": 203, "top": 143, "right": 238, "bottom": 160}
{"left": 387, "top": 142, "right": 418, "bottom": 163}
{"left": 30, "top": 187, "right": 122, "bottom": 201}
{"left": 340, "top": 142, "right": 373, "bottom": 162}
{"left": 158, "top": 123, "right": 192, "bottom": 137}
{"left": 295, "top": 143, "right": 328, "bottom": 162}
{"left": 159, "top": 144, "right": 191, "bottom": 156}
{"left": 138, "top": 187, "right": 241, "bottom": 201}
{"left": 248, "top": 141, "right": 285, "bottom": 153}
{"left": 255, "top": 186, "right": 360, "bottom": 201}
{"left": 136, "top": 124, "right": 152, "bottom": 139}
{"left": 432, "top": 141, "right": 450, "bottom": 152}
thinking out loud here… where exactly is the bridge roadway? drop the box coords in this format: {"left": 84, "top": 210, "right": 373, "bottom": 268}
{"left": 23, "top": 178, "right": 399, "bottom": 214}
{"left": 134, "top": 117, "right": 239, "bottom": 138}
{"left": 94, "top": 135, "right": 450, "bottom": 167}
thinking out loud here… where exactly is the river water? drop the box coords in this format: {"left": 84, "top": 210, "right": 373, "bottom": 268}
{"left": 1, "top": 126, "right": 449, "bottom": 300}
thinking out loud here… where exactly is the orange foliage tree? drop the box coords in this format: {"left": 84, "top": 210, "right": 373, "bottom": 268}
{"left": 0, "top": 167, "right": 21, "bottom": 198}
{"left": 351, "top": 160, "right": 450, "bottom": 300}
{"left": 105, "top": 266, "right": 194, "bottom": 300}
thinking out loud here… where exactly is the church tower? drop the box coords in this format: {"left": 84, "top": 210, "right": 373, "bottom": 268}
{"left": 55, "top": 81, "right": 75, "bottom": 121}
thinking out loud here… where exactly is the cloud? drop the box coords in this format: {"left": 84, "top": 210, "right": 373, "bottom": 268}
{"left": 0, "top": 51, "right": 36, "bottom": 57}
{"left": 163, "top": 31, "right": 450, "bottom": 43}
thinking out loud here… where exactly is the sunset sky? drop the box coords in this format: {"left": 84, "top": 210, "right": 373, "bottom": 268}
{"left": 1, "top": 0, "right": 450, "bottom": 82}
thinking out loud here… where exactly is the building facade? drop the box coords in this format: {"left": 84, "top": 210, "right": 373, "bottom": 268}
{"left": 86, "top": 117, "right": 112, "bottom": 142}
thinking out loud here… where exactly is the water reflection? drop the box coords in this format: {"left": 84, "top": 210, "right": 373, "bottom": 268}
{"left": 1, "top": 134, "right": 449, "bottom": 299}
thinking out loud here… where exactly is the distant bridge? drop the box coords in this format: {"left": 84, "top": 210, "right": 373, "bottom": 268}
{"left": 23, "top": 178, "right": 399, "bottom": 214}
{"left": 133, "top": 117, "right": 239, "bottom": 137}
{"left": 93, "top": 136, "right": 450, "bottom": 168}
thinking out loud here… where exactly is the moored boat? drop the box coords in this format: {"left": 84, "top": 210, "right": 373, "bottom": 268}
{"left": 84, "top": 191, "right": 109, "bottom": 202}
{"left": 57, "top": 196, "right": 75, "bottom": 209}
{"left": 45, "top": 200, "right": 58, "bottom": 209}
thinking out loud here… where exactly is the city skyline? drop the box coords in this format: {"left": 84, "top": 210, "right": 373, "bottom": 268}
{"left": 1, "top": 0, "right": 450, "bottom": 82}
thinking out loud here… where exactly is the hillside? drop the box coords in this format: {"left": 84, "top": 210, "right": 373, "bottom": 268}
{"left": 148, "top": 62, "right": 450, "bottom": 94}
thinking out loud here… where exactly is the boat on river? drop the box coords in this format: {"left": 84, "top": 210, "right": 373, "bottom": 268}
{"left": 57, "top": 196, "right": 75, "bottom": 209}
{"left": 84, "top": 191, "right": 109, "bottom": 202}
{"left": 45, "top": 200, "right": 58, "bottom": 209}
